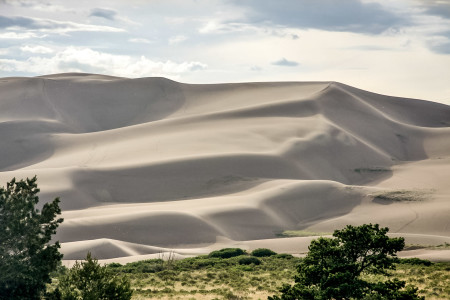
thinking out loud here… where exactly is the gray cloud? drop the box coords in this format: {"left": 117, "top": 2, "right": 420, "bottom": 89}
{"left": 0, "top": 15, "right": 36, "bottom": 29}
{"left": 230, "top": 0, "right": 406, "bottom": 34}
{"left": 89, "top": 8, "right": 117, "bottom": 21}
{"left": 429, "top": 31, "right": 450, "bottom": 54}
{"left": 272, "top": 58, "right": 299, "bottom": 67}
{"left": 0, "top": 15, "right": 124, "bottom": 33}
{"left": 418, "top": 1, "right": 450, "bottom": 19}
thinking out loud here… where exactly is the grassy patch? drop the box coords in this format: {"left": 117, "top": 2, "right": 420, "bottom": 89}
{"left": 354, "top": 167, "right": 390, "bottom": 173}
{"left": 371, "top": 189, "right": 431, "bottom": 202}
{"left": 276, "top": 230, "right": 331, "bottom": 237}
{"left": 52, "top": 251, "right": 450, "bottom": 299}
{"left": 404, "top": 243, "right": 450, "bottom": 251}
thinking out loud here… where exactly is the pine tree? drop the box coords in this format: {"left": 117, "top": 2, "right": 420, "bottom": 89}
{"left": 269, "top": 224, "right": 424, "bottom": 300}
{"left": 0, "top": 177, "right": 63, "bottom": 300}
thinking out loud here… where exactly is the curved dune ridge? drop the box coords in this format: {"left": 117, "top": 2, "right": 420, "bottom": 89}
{"left": 0, "top": 73, "right": 449, "bottom": 262}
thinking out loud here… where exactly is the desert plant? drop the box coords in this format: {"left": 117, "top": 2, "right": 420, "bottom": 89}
{"left": 209, "top": 248, "right": 246, "bottom": 259}
{"left": 251, "top": 248, "right": 277, "bottom": 257}
{"left": 238, "top": 257, "right": 261, "bottom": 265}
{"left": 55, "top": 252, "right": 132, "bottom": 300}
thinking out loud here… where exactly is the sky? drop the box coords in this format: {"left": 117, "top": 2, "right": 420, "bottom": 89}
{"left": 1, "top": 0, "right": 450, "bottom": 104}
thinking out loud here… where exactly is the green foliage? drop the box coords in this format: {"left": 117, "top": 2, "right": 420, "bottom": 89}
{"left": 251, "top": 248, "right": 277, "bottom": 257}
{"left": 118, "top": 259, "right": 164, "bottom": 273}
{"left": 398, "top": 258, "right": 433, "bottom": 266}
{"left": 55, "top": 252, "right": 132, "bottom": 300}
{"left": 74, "top": 249, "right": 448, "bottom": 299}
{"left": 238, "top": 256, "right": 261, "bottom": 265}
{"left": 209, "top": 248, "right": 246, "bottom": 259}
{"left": 273, "top": 253, "right": 294, "bottom": 260}
{"left": 0, "top": 177, "right": 63, "bottom": 300}
{"left": 269, "top": 224, "right": 424, "bottom": 300}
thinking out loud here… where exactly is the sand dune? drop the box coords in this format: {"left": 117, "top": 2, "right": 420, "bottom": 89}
{"left": 0, "top": 73, "right": 449, "bottom": 262}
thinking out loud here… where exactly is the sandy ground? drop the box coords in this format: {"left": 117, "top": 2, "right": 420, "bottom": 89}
{"left": 0, "top": 73, "right": 449, "bottom": 263}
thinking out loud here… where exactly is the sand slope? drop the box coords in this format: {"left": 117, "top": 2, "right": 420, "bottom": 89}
{"left": 0, "top": 73, "right": 449, "bottom": 262}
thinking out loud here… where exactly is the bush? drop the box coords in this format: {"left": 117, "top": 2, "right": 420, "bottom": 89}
{"left": 251, "top": 248, "right": 277, "bottom": 257}
{"left": 399, "top": 258, "right": 433, "bottom": 266}
{"left": 55, "top": 252, "right": 132, "bottom": 299}
{"left": 238, "top": 256, "right": 261, "bottom": 265}
{"left": 209, "top": 248, "right": 246, "bottom": 259}
{"left": 273, "top": 253, "right": 295, "bottom": 260}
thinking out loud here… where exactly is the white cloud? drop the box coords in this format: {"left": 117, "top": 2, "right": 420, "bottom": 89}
{"left": 169, "top": 35, "right": 188, "bottom": 45}
{"left": 129, "top": 38, "right": 154, "bottom": 44}
{"left": 20, "top": 45, "right": 54, "bottom": 54}
{"left": 0, "top": 47, "right": 207, "bottom": 78}
{"left": 0, "top": 32, "right": 46, "bottom": 39}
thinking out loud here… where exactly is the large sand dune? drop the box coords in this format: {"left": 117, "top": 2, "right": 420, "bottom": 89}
{"left": 0, "top": 73, "right": 449, "bottom": 262}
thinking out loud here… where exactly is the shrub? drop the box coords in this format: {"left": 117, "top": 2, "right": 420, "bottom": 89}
{"left": 273, "top": 253, "right": 294, "bottom": 260}
{"left": 238, "top": 257, "right": 261, "bottom": 265}
{"left": 399, "top": 258, "right": 433, "bottom": 266}
{"left": 209, "top": 248, "right": 246, "bottom": 259}
{"left": 55, "top": 252, "right": 132, "bottom": 299}
{"left": 251, "top": 248, "right": 277, "bottom": 257}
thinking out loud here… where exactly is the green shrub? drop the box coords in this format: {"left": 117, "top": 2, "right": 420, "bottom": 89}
{"left": 273, "top": 253, "right": 295, "bottom": 259}
{"left": 209, "top": 248, "right": 246, "bottom": 259}
{"left": 238, "top": 257, "right": 261, "bottom": 265}
{"left": 399, "top": 258, "right": 433, "bottom": 266}
{"left": 55, "top": 252, "right": 132, "bottom": 299}
{"left": 251, "top": 248, "right": 277, "bottom": 257}
{"left": 121, "top": 259, "right": 164, "bottom": 273}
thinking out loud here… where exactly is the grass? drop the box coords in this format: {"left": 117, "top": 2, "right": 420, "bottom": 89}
{"left": 371, "top": 189, "right": 431, "bottom": 202}
{"left": 353, "top": 167, "right": 390, "bottom": 173}
{"left": 276, "top": 230, "right": 331, "bottom": 237}
{"left": 94, "top": 253, "right": 450, "bottom": 299}
{"left": 115, "top": 254, "right": 300, "bottom": 299}
{"left": 404, "top": 243, "right": 450, "bottom": 251}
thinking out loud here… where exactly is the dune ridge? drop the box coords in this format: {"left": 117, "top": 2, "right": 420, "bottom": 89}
{"left": 0, "top": 73, "right": 449, "bottom": 262}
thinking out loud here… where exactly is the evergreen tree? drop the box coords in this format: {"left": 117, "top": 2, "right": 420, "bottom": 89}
{"left": 269, "top": 224, "right": 424, "bottom": 300}
{"left": 0, "top": 177, "right": 64, "bottom": 299}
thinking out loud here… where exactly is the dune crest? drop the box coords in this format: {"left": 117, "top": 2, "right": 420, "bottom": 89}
{"left": 0, "top": 73, "right": 449, "bottom": 261}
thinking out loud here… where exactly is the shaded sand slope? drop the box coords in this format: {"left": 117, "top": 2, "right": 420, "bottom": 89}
{"left": 0, "top": 73, "right": 449, "bottom": 261}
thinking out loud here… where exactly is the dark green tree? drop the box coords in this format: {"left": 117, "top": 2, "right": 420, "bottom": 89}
{"left": 269, "top": 224, "right": 424, "bottom": 300}
{"left": 0, "top": 177, "right": 64, "bottom": 300}
{"left": 55, "top": 252, "right": 132, "bottom": 300}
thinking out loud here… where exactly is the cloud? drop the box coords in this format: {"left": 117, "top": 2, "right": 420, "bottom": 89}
{"left": 169, "top": 35, "right": 188, "bottom": 45}
{"left": 427, "top": 32, "right": 450, "bottom": 54}
{"left": 0, "top": 47, "right": 207, "bottom": 78}
{"left": 20, "top": 45, "right": 53, "bottom": 54}
{"left": 0, "top": 31, "right": 45, "bottom": 39}
{"left": 230, "top": 0, "right": 407, "bottom": 34}
{"left": 2, "top": 0, "right": 75, "bottom": 13}
{"left": 418, "top": 0, "right": 450, "bottom": 19}
{"left": 0, "top": 15, "right": 125, "bottom": 33}
{"left": 89, "top": 8, "right": 117, "bottom": 21}
{"left": 272, "top": 57, "right": 299, "bottom": 67}
{"left": 129, "top": 38, "right": 153, "bottom": 44}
